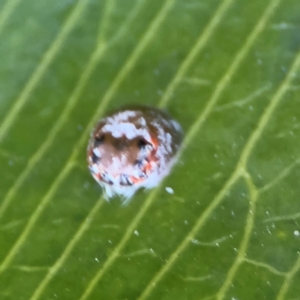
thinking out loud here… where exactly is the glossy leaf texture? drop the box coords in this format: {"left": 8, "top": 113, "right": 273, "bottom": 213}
{"left": 0, "top": 0, "right": 300, "bottom": 299}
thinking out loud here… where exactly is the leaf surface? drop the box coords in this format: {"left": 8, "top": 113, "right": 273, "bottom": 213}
{"left": 0, "top": 0, "right": 300, "bottom": 299}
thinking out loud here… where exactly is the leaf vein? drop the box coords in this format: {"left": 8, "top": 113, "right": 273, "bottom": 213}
{"left": 76, "top": 1, "right": 237, "bottom": 298}
{"left": 215, "top": 172, "right": 258, "bottom": 300}
{"left": 0, "top": 0, "right": 89, "bottom": 143}
{"left": 0, "top": 0, "right": 174, "bottom": 288}
{"left": 137, "top": 1, "right": 300, "bottom": 297}
{"left": 260, "top": 157, "right": 300, "bottom": 193}
{"left": 28, "top": 198, "right": 104, "bottom": 300}
{"left": 277, "top": 254, "right": 300, "bottom": 299}
{"left": 158, "top": 0, "right": 234, "bottom": 108}
{"left": 214, "top": 83, "right": 272, "bottom": 112}
{"left": 0, "top": 0, "right": 146, "bottom": 220}
{"left": 243, "top": 258, "right": 287, "bottom": 277}
{"left": 263, "top": 212, "right": 300, "bottom": 224}
{"left": 0, "top": 0, "right": 20, "bottom": 35}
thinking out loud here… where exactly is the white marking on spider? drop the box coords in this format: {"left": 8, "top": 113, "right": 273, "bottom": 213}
{"left": 93, "top": 148, "right": 101, "bottom": 157}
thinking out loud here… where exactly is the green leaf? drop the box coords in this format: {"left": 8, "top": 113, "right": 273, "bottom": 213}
{"left": 0, "top": 0, "right": 300, "bottom": 299}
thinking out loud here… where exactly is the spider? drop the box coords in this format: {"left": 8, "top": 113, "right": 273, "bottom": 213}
{"left": 87, "top": 105, "right": 183, "bottom": 204}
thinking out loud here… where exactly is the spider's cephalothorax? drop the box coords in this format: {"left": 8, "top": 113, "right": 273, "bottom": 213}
{"left": 87, "top": 105, "right": 183, "bottom": 203}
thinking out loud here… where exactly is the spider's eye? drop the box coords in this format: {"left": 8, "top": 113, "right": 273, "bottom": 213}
{"left": 91, "top": 152, "right": 99, "bottom": 163}
{"left": 137, "top": 138, "right": 148, "bottom": 149}
{"left": 94, "top": 134, "right": 105, "bottom": 147}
